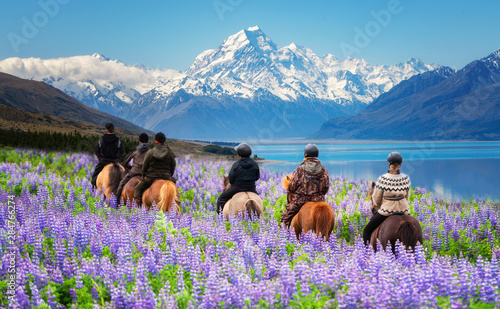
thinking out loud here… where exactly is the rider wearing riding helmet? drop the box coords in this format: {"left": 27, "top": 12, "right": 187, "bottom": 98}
{"left": 134, "top": 132, "right": 176, "bottom": 206}
{"left": 91, "top": 122, "right": 124, "bottom": 188}
{"left": 280, "top": 143, "right": 330, "bottom": 227}
{"left": 216, "top": 143, "right": 260, "bottom": 214}
{"left": 362, "top": 152, "right": 411, "bottom": 246}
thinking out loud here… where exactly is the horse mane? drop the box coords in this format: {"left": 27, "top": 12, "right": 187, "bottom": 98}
{"left": 223, "top": 176, "right": 231, "bottom": 191}
{"left": 396, "top": 220, "right": 420, "bottom": 251}
{"left": 109, "top": 163, "right": 124, "bottom": 198}
{"left": 282, "top": 174, "right": 292, "bottom": 191}
{"left": 312, "top": 202, "right": 335, "bottom": 241}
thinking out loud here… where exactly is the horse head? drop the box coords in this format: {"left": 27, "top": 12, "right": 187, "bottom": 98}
{"left": 368, "top": 181, "right": 379, "bottom": 215}
{"left": 282, "top": 174, "right": 293, "bottom": 204}
{"left": 222, "top": 175, "right": 231, "bottom": 191}
{"left": 282, "top": 174, "right": 292, "bottom": 191}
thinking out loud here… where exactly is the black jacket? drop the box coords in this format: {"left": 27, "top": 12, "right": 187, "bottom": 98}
{"left": 228, "top": 157, "right": 260, "bottom": 190}
{"left": 142, "top": 143, "right": 176, "bottom": 182}
{"left": 95, "top": 133, "right": 123, "bottom": 162}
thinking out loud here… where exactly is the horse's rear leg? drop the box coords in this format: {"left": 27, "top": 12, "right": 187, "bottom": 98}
{"left": 291, "top": 215, "right": 302, "bottom": 239}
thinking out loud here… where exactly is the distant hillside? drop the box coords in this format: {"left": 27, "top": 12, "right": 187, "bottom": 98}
{"left": 313, "top": 49, "right": 500, "bottom": 140}
{"left": 0, "top": 72, "right": 217, "bottom": 157}
{"left": 0, "top": 72, "right": 147, "bottom": 134}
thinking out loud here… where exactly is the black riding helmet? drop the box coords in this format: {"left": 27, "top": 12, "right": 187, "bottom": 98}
{"left": 387, "top": 152, "right": 403, "bottom": 165}
{"left": 155, "top": 132, "right": 166, "bottom": 143}
{"left": 139, "top": 132, "right": 149, "bottom": 143}
{"left": 235, "top": 143, "right": 252, "bottom": 157}
{"left": 304, "top": 143, "right": 319, "bottom": 158}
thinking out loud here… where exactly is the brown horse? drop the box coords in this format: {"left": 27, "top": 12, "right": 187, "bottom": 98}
{"left": 222, "top": 176, "right": 263, "bottom": 219}
{"left": 120, "top": 175, "right": 180, "bottom": 213}
{"left": 142, "top": 179, "right": 181, "bottom": 213}
{"left": 282, "top": 174, "right": 335, "bottom": 241}
{"left": 368, "top": 182, "right": 423, "bottom": 252}
{"left": 96, "top": 162, "right": 125, "bottom": 201}
{"left": 120, "top": 175, "right": 141, "bottom": 205}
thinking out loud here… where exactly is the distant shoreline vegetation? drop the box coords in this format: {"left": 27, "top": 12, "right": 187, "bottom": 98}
{"left": 201, "top": 144, "right": 237, "bottom": 156}
{"left": 0, "top": 128, "right": 139, "bottom": 155}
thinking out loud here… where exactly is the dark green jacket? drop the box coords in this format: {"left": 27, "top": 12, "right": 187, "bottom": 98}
{"left": 141, "top": 143, "right": 176, "bottom": 182}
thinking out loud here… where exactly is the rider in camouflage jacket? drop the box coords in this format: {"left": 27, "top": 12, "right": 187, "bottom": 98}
{"left": 280, "top": 144, "right": 330, "bottom": 227}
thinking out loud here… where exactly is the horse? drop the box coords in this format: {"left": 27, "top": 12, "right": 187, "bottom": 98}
{"left": 367, "top": 182, "right": 423, "bottom": 252}
{"left": 119, "top": 173, "right": 180, "bottom": 213}
{"left": 96, "top": 162, "right": 125, "bottom": 201}
{"left": 120, "top": 175, "right": 141, "bottom": 205}
{"left": 141, "top": 179, "right": 181, "bottom": 213}
{"left": 221, "top": 176, "right": 263, "bottom": 219}
{"left": 282, "top": 174, "right": 335, "bottom": 241}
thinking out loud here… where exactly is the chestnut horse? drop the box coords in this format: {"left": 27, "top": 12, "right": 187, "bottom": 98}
{"left": 122, "top": 176, "right": 180, "bottom": 213}
{"left": 222, "top": 176, "right": 263, "bottom": 219}
{"left": 282, "top": 174, "right": 335, "bottom": 241}
{"left": 96, "top": 162, "right": 125, "bottom": 201}
{"left": 121, "top": 175, "right": 141, "bottom": 205}
{"left": 367, "top": 182, "right": 423, "bottom": 252}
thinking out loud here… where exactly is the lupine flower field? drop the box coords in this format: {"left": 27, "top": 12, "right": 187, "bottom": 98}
{"left": 1, "top": 148, "right": 500, "bottom": 308}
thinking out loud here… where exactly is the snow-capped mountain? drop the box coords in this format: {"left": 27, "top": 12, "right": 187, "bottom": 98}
{"left": 314, "top": 48, "right": 500, "bottom": 140}
{"left": 0, "top": 26, "right": 438, "bottom": 138}
{"left": 0, "top": 53, "right": 182, "bottom": 115}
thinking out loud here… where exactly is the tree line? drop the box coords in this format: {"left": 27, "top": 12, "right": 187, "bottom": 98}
{"left": 0, "top": 128, "right": 138, "bottom": 154}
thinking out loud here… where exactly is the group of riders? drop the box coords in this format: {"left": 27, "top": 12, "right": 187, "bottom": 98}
{"left": 91, "top": 123, "right": 412, "bottom": 246}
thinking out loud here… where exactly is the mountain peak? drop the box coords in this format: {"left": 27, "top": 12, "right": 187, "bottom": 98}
{"left": 91, "top": 53, "right": 109, "bottom": 61}
{"left": 222, "top": 27, "right": 278, "bottom": 55}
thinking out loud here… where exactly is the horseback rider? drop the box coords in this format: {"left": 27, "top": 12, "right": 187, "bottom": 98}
{"left": 280, "top": 144, "right": 330, "bottom": 227}
{"left": 362, "top": 152, "right": 411, "bottom": 246}
{"left": 216, "top": 143, "right": 260, "bottom": 214}
{"left": 134, "top": 132, "right": 176, "bottom": 206}
{"left": 91, "top": 123, "right": 124, "bottom": 188}
{"left": 115, "top": 132, "right": 150, "bottom": 202}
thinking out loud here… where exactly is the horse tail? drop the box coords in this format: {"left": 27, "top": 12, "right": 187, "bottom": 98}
{"left": 312, "top": 203, "right": 335, "bottom": 240}
{"left": 109, "top": 163, "right": 124, "bottom": 198}
{"left": 244, "top": 199, "right": 260, "bottom": 218}
{"left": 396, "top": 220, "right": 419, "bottom": 250}
{"left": 158, "top": 181, "right": 177, "bottom": 213}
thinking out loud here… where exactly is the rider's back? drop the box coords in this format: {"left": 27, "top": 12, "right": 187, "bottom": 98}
{"left": 372, "top": 172, "right": 411, "bottom": 216}
{"left": 142, "top": 143, "right": 176, "bottom": 179}
{"left": 289, "top": 158, "right": 329, "bottom": 196}
{"left": 96, "top": 134, "right": 122, "bottom": 161}
{"left": 228, "top": 157, "right": 259, "bottom": 191}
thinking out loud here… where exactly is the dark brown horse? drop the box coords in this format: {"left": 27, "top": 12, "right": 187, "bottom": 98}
{"left": 282, "top": 174, "right": 335, "bottom": 241}
{"left": 222, "top": 176, "right": 263, "bottom": 219}
{"left": 96, "top": 162, "right": 125, "bottom": 201}
{"left": 368, "top": 182, "right": 423, "bottom": 252}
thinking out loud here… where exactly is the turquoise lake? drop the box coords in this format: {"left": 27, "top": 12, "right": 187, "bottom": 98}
{"left": 251, "top": 141, "right": 500, "bottom": 201}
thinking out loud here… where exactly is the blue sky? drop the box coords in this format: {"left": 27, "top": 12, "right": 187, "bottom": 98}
{"left": 1, "top": 0, "right": 499, "bottom": 71}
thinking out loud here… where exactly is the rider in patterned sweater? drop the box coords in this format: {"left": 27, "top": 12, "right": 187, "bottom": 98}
{"left": 362, "top": 152, "right": 411, "bottom": 245}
